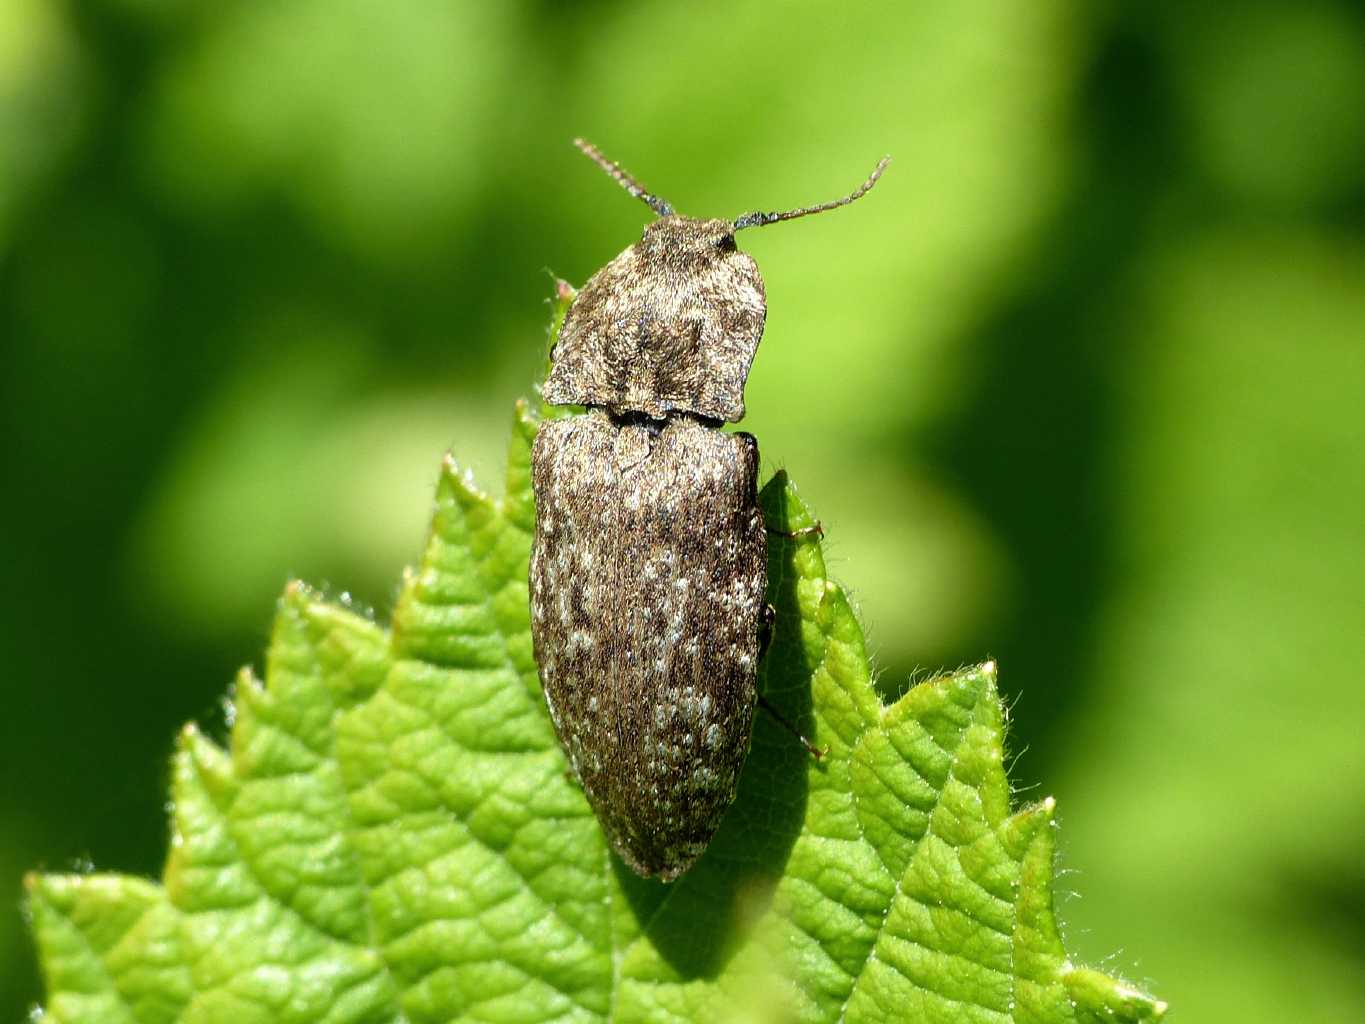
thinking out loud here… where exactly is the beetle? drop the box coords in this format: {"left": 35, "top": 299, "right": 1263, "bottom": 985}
{"left": 530, "top": 140, "right": 887, "bottom": 879}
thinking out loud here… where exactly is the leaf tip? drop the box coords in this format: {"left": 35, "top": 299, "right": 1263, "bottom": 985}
{"left": 1063, "top": 963, "right": 1169, "bottom": 1021}
{"left": 438, "top": 452, "right": 490, "bottom": 506}
{"left": 176, "top": 719, "right": 225, "bottom": 766}
{"left": 281, "top": 579, "right": 322, "bottom": 617}
{"left": 514, "top": 396, "right": 541, "bottom": 436}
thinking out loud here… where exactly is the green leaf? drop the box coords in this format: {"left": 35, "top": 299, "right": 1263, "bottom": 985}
{"left": 27, "top": 295, "right": 1165, "bottom": 1023}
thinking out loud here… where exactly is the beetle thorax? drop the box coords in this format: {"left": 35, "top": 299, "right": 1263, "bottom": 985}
{"left": 542, "top": 218, "right": 767, "bottom": 422}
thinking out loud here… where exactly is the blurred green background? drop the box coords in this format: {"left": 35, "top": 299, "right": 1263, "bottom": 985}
{"left": 3, "top": 1, "right": 1364, "bottom": 1020}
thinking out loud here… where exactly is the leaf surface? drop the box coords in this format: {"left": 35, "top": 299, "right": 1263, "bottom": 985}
{"left": 28, "top": 297, "right": 1164, "bottom": 1024}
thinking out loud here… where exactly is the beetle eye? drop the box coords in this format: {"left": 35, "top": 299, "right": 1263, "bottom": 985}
{"left": 715, "top": 234, "right": 737, "bottom": 252}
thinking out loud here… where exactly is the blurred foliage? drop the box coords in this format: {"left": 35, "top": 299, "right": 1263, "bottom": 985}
{"left": 1, "top": 0, "right": 1362, "bottom": 1021}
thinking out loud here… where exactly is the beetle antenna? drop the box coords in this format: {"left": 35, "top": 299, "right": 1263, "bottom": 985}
{"left": 573, "top": 138, "right": 674, "bottom": 218}
{"left": 733, "top": 156, "right": 889, "bottom": 231}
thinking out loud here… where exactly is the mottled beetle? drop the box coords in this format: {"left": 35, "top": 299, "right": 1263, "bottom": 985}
{"left": 530, "top": 140, "right": 888, "bottom": 880}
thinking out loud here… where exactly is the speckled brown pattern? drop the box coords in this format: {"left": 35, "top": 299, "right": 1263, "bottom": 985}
{"left": 530, "top": 412, "right": 764, "bottom": 879}
{"left": 529, "top": 141, "right": 886, "bottom": 879}
{"left": 543, "top": 217, "right": 765, "bottom": 423}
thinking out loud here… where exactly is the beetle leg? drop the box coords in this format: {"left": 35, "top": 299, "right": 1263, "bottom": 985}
{"left": 757, "top": 693, "right": 826, "bottom": 761}
{"left": 756, "top": 603, "right": 826, "bottom": 760}
{"left": 765, "top": 521, "right": 823, "bottom": 540}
